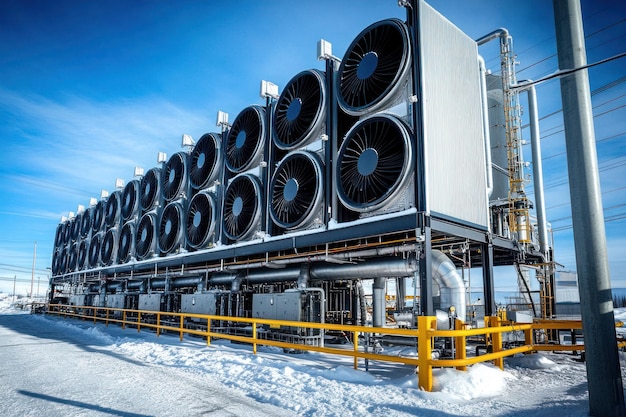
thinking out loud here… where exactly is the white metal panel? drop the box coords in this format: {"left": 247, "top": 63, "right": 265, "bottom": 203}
{"left": 419, "top": 1, "right": 488, "bottom": 227}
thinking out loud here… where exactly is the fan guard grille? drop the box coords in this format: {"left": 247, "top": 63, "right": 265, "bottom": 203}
{"left": 101, "top": 229, "right": 118, "bottom": 266}
{"left": 118, "top": 222, "right": 134, "bottom": 263}
{"left": 135, "top": 213, "right": 156, "bottom": 260}
{"left": 270, "top": 151, "right": 324, "bottom": 230}
{"left": 162, "top": 153, "right": 188, "bottom": 202}
{"left": 78, "top": 240, "right": 88, "bottom": 270}
{"left": 92, "top": 201, "right": 105, "bottom": 233}
{"left": 225, "top": 106, "right": 266, "bottom": 173}
{"left": 140, "top": 168, "right": 160, "bottom": 213}
{"left": 336, "top": 115, "right": 413, "bottom": 212}
{"left": 70, "top": 215, "right": 81, "bottom": 242}
{"left": 88, "top": 234, "right": 102, "bottom": 268}
{"left": 186, "top": 191, "right": 217, "bottom": 249}
{"left": 54, "top": 223, "right": 65, "bottom": 249}
{"left": 223, "top": 174, "right": 263, "bottom": 241}
{"left": 67, "top": 243, "right": 78, "bottom": 272}
{"left": 273, "top": 70, "right": 326, "bottom": 150}
{"left": 158, "top": 202, "right": 183, "bottom": 254}
{"left": 80, "top": 208, "right": 92, "bottom": 238}
{"left": 189, "top": 133, "right": 222, "bottom": 189}
{"left": 337, "top": 19, "right": 411, "bottom": 116}
{"left": 105, "top": 192, "right": 121, "bottom": 229}
{"left": 122, "top": 180, "right": 139, "bottom": 221}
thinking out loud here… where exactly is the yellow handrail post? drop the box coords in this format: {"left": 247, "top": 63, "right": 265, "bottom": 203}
{"left": 137, "top": 311, "right": 142, "bottom": 333}
{"left": 455, "top": 318, "right": 467, "bottom": 371}
{"left": 418, "top": 316, "right": 435, "bottom": 392}
{"left": 179, "top": 315, "right": 184, "bottom": 342}
{"left": 206, "top": 317, "right": 211, "bottom": 346}
{"left": 157, "top": 312, "right": 161, "bottom": 337}
{"left": 105, "top": 308, "right": 109, "bottom": 327}
{"left": 353, "top": 331, "right": 359, "bottom": 370}
{"left": 93, "top": 307, "right": 97, "bottom": 324}
{"left": 524, "top": 325, "right": 533, "bottom": 350}
{"left": 488, "top": 316, "right": 504, "bottom": 369}
{"left": 252, "top": 321, "right": 258, "bottom": 355}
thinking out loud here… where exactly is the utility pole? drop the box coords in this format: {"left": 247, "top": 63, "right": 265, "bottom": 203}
{"left": 553, "top": 1, "right": 625, "bottom": 416}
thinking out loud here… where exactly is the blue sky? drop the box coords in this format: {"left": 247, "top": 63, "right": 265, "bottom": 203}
{"left": 0, "top": 0, "right": 624, "bottom": 296}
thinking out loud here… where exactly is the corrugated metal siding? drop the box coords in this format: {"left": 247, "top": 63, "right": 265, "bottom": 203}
{"left": 419, "top": 2, "right": 488, "bottom": 227}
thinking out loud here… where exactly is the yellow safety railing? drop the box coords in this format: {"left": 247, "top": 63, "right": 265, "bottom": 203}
{"left": 44, "top": 304, "right": 600, "bottom": 392}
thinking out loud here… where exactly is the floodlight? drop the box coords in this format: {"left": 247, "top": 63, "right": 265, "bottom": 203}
{"left": 89, "top": 197, "right": 98, "bottom": 206}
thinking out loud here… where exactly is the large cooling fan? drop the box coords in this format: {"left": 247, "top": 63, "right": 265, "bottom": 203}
{"left": 189, "top": 133, "right": 222, "bottom": 189}
{"left": 105, "top": 191, "right": 121, "bottom": 229}
{"left": 186, "top": 191, "right": 217, "bottom": 249}
{"left": 92, "top": 200, "right": 105, "bottom": 233}
{"left": 80, "top": 208, "right": 92, "bottom": 238}
{"left": 117, "top": 221, "right": 135, "bottom": 263}
{"left": 135, "top": 213, "right": 157, "bottom": 260}
{"left": 337, "top": 19, "right": 412, "bottom": 116}
{"left": 273, "top": 70, "right": 326, "bottom": 150}
{"left": 162, "top": 152, "right": 188, "bottom": 202}
{"left": 158, "top": 202, "right": 184, "bottom": 254}
{"left": 88, "top": 233, "right": 102, "bottom": 268}
{"left": 269, "top": 151, "right": 324, "bottom": 230}
{"left": 140, "top": 168, "right": 160, "bottom": 213}
{"left": 121, "top": 180, "right": 140, "bottom": 221}
{"left": 101, "top": 228, "right": 118, "bottom": 266}
{"left": 67, "top": 243, "right": 78, "bottom": 272}
{"left": 59, "top": 247, "right": 68, "bottom": 274}
{"left": 62, "top": 219, "right": 72, "bottom": 244}
{"left": 52, "top": 249, "right": 61, "bottom": 275}
{"left": 54, "top": 223, "right": 65, "bottom": 249}
{"left": 77, "top": 239, "right": 88, "bottom": 270}
{"left": 336, "top": 114, "right": 414, "bottom": 212}
{"left": 70, "top": 215, "right": 81, "bottom": 242}
{"left": 225, "top": 106, "right": 266, "bottom": 173}
{"left": 223, "top": 174, "right": 263, "bottom": 241}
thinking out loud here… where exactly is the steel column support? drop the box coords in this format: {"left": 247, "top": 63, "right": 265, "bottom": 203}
{"left": 553, "top": 1, "right": 625, "bottom": 415}
{"left": 481, "top": 241, "right": 496, "bottom": 316}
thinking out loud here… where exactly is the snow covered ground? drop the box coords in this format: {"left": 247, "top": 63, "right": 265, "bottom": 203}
{"left": 2, "top": 293, "right": 626, "bottom": 417}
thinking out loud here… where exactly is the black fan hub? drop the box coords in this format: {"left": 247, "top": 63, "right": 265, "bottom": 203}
{"left": 286, "top": 98, "right": 303, "bottom": 121}
{"left": 358, "top": 148, "right": 379, "bottom": 176}
{"left": 232, "top": 197, "right": 244, "bottom": 217}
{"left": 235, "top": 131, "right": 247, "bottom": 149}
{"left": 197, "top": 153, "right": 206, "bottom": 169}
{"left": 283, "top": 178, "right": 299, "bottom": 202}
{"left": 357, "top": 52, "right": 379, "bottom": 80}
{"left": 193, "top": 211, "right": 202, "bottom": 228}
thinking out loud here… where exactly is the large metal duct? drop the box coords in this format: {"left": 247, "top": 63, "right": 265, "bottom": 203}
{"left": 431, "top": 249, "right": 466, "bottom": 321}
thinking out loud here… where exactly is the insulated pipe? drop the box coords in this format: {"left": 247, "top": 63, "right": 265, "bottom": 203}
{"left": 476, "top": 28, "right": 509, "bottom": 46}
{"left": 373, "top": 277, "right": 386, "bottom": 328}
{"left": 310, "top": 256, "right": 418, "bottom": 280}
{"left": 479, "top": 55, "right": 494, "bottom": 198}
{"left": 297, "top": 263, "right": 310, "bottom": 289}
{"left": 522, "top": 83, "right": 549, "bottom": 255}
{"left": 431, "top": 250, "right": 466, "bottom": 322}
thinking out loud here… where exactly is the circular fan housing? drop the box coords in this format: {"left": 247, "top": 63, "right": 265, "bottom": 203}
{"left": 223, "top": 173, "right": 263, "bottom": 241}
{"left": 70, "top": 215, "right": 81, "bottom": 242}
{"left": 59, "top": 247, "right": 68, "bottom": 274}
{"left": 189, "top": 133, "right": 222, "bottom": 189}
{"left": 273, "top": 69, "right": 327, "bottom": 151}
{"left": 186, "top": 191, "right": 217, "bottom": 249}
{"left": 121, "top": 180, "right": 140, "bottom": 221}
{"left": 78, "top": 240, "right": 89, "bottom": 271}
{"left": 224, "top": 106, "right": 266, "bottom": 173}
{"left": 105, "top": 191, "right": 121, "bottom": 229}
{"left": 162, "top": 152, "right": 188, "bottom": 202}
{"left": 337, "top": 19, "right": 411, "bottom": 116}
{"left": 140, "top": 168, "right": 161, "bottom": 213}
{"left": 67, "top": 243, "right": 78, "bottom": 272}
{"left": 63, "top": 219, "right": 72, "bottom": 244}
{"left": 88, "top": 233, "right": 102, "bottom": 268}
{"left": 52, "top": 249, "right": 62, "bottom": 276}
{"left": 101, "top": 228, "right": 118, "bottom": 266}
{"left": 54, "top": 223, "right": 65, "bottom": 249}
{"left": 92, "top": 200, "right": 105, "bottom": 233}
{"left": 270, "top": 151, "right": 324, "bottom": 230}
{"left": 158, "top": 202, "right": 184, "bottom": 254}
{"left": 335, "top": 114, "right": 414, "bottom": 212}
{"left": 80, "top": 208, "right": 92, "bottom": 238}
{"left": 118, "top": 221, "right": 135, "bottom": 264}
{"left": 135, "top": 212, "right": 157, "bottom": 260}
